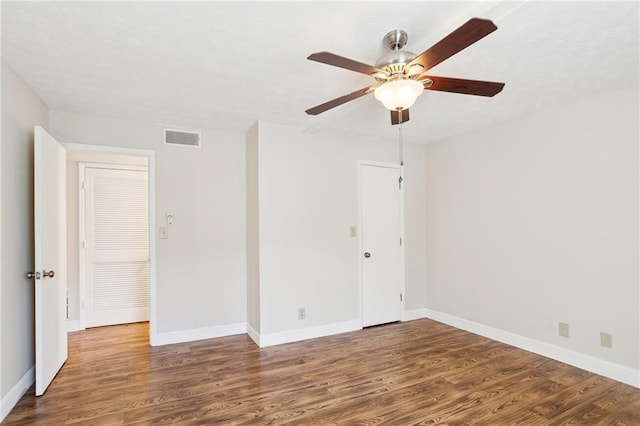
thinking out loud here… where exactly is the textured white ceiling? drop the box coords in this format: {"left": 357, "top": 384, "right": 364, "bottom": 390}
{"left": 2, "top": 1, "right": 638, "bottom": 145}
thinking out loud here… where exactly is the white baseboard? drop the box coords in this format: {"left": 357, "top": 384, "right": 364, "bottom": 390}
{"left": 246, "top": 323, "right": 260, "bottom": 347}
{"left": 257, "top": 319, "right": 362, "bottom": 348}
{"left": 402, "top": 308, "right": 429, "bottom": 322}
{"left": 67, "top": 319, "right": 83, "bottom": 332}
{"left": 152, "top": 322, "right": 247, "bottom": 346}
{"left": 424, "top": 308, "right": 640, "bottom": 388}
{"left": 1, "top": 365, "right": 34, "bottom": 423}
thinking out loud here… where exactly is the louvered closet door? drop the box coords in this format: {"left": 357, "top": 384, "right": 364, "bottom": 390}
{"left": 84, "top": 167, "right": 149, "bottom": 327}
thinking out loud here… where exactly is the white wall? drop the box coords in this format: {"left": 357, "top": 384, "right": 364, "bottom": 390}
{"left": 246, "top": 122, "right": 260, "bottom": 333}
{"left": 424, "top": 86, "right": 639, "bottom": 372}
{"left": 49, "top": 111, "right": 247, "bottom": 334}
{"left": 402, "top": 146, "right": 428, "bottom": 312}
{"left": 255, "top": 122, "right": 428, "bottom": 335}
{"left": 1, "top": 62, "right": 49, "bottom": 416}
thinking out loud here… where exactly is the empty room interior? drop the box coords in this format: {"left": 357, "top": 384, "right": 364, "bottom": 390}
{"left": 1, "top": 1, "right": 639, "bottom": 424}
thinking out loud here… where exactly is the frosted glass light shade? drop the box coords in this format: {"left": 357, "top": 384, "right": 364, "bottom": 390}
{"left": 374, "top": 79, "right": 424, "bottom": 110}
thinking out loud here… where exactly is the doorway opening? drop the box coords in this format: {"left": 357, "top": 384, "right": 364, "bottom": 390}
{"left": 64, "top": 144, "right": 156, "bottom": 343}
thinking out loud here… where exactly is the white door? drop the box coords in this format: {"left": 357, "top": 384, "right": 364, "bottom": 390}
{"left": 33, "top": 126, "right": 67, "bottom": 396}
{"left": 360, "top": 163, "right": 402, "bottom": 327}
{"left": 81, "top": 166, "right": 149, "bottom": 327}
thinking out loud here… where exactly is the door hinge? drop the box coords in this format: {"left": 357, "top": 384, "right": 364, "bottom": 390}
{"left": 81, "top": 180, "right": 86, "bottom": 190}
{"left": 81, "top": 240, "right": 86, "bottom": 249}
{"left": 400, "top": 293, "right": 403, "bottom": 302}
{"left": 400, "top": 237, "right": 403, "bottom": 246}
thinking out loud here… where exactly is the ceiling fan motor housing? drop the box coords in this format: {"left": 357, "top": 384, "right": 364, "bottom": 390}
{"left": 375, "top": 50, "right": 417, "bottom": 70}
{"left": 375, "top": 29, "right": 419, "bottom": 79}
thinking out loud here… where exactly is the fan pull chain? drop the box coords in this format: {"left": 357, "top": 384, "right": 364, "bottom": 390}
{"left": 398, "top": 109, "right": 404, "bottom": 189}
{"left": 398, "top": 111, "right": 404, "bottom": 166}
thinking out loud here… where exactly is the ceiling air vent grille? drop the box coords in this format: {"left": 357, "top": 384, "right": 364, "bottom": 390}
{"left": 164, "top": 129, "right": 201, "bottom": 148}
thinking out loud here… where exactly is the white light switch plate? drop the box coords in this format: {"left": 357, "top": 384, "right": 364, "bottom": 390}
{"left": 159, "top": 227, "right": 169, "bottom": 239}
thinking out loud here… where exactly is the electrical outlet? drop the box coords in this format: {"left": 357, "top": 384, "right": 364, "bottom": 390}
{"left": 298, "top": 307, "right": 306, "bottom": 320}
{"left": 600, "top": 332, "right": 612, "bottom": 348}
{"left": 558, "top": 322, "right": 569, "bottom": 338}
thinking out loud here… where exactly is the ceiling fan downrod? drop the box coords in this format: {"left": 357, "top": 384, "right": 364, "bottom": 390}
{"left": 383, "top": 29, "right": 408, "bottom": 51}
{"left": 376, "top": 29, "right": 417, "bottom": 71}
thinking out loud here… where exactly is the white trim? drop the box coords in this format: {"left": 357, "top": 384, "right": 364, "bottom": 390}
{"left": 67, "top": 320, "right": 83, "bottom": 332}
{"left": 257, "top": 319, "right": 362, "bottom": 348}
{"left": 402, "top": 308, "right": 429, "bottom": 322}
{"left": 63, "top": 143, "right": 157, "bottom": 346}
{"left": 247, "top": 323, "right": 260, "bottom": 347}
{"left": 399, "top": 163, "right": 406, "bottom": 316}
{"left": 424, "top": 308, "right": 640, "bottom": 388}
{"left": 357, "top": 162, "right": 364, "bottom": 325}
{"left": 358, "top": 160, "right": 401, "bottom": 169}
{"left": 153, "top": 322, "right": 247, "bottom": 346}
{"left": 0, "top": 365, "right": 34, "bottom": 423}
{"left": 147, "top": 153, "right": 158, "bottom": 345}
{"left": 77, "top": 164, "right": 86, "bottom": 329}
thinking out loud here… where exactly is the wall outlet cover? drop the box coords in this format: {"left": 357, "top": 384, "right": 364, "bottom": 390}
{"left": 600, "top": 332, "right": 612, "bottom": 348}
{"left": 558, "top": 322, "right": 569, "bottom": 338}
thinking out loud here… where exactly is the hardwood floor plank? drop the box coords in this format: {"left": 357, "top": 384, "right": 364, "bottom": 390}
{"left": 2, "top": 319, "right": 639, "bottom": 425}
{"left": 531, "top": 375, "right": 619, "bottom": 420}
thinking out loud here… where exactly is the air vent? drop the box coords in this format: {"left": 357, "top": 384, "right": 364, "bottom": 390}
{"left": 164, "top": 129, "right": 201, "bottom": 148}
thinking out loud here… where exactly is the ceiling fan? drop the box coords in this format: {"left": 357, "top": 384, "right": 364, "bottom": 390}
{"left": 305, "top": 18, "right": 505, "bottom": 125}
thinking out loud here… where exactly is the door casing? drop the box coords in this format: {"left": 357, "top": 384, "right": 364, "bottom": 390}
{"left": 64, "top": 143, "right": 158, "bottom": 345}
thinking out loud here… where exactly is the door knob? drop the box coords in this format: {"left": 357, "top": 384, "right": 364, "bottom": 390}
{"left": 364, "top": 252, "right": 371, "bottom": 258}
{"left": 26, "top": 271, "right": 42, "bottom": 279}
{"left": 42, "top": 270, "right": 55, "bottom": 278}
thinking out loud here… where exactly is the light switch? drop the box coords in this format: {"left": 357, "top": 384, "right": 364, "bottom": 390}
{"left": 166, "top": 212, "right": 174, "bottom": 226}
{"left": 159, "top": 227, "right": 169, "bottom": 239}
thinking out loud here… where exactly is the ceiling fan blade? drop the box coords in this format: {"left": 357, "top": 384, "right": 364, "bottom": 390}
{"left": 308, "top": 51, "right": 384, "bottom": 76}
{"left": 425, "top": 76, "right": 505, "bottom": 97}
{"left": 305, "top": 86, "right": 372, "bottom": 115}
{"left": 409, "top": 18, "right": 498, "bottom": 72}
{"left": 390, "top": 109, "right": 409, "bottom": 125}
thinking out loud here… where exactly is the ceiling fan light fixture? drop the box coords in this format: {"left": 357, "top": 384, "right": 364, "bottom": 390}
{"left": 374, "top": 79, "right": 424, "bottom": 111}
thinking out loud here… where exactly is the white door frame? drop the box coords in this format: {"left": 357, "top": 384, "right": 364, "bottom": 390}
{"left": 64, "top": 143, "right": 158, "bottom": 345}
{"left": 357, "top": 160, "right": 405, "bottom": 327}
{"left": 78, "top": 162, "right": 149, "bottom": 329}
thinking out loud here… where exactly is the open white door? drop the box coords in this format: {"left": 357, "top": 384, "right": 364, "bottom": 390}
{"left": 33, "top": 126, "right": 67, "bottom": 396}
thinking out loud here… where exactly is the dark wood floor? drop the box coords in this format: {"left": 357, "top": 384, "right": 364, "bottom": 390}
{"left": 3, "top": 319, "right": 639, "bottom": 425}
